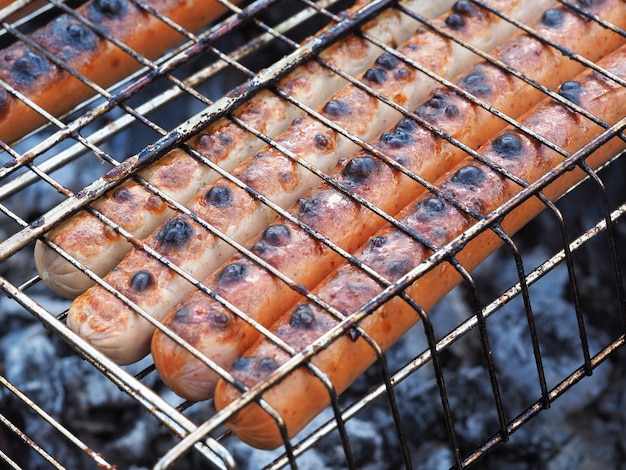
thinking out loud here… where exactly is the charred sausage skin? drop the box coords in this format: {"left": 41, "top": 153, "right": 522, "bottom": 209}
{"left": 151, "top": 0, "right": 626, "bottom": 401}
{"left": 214, "top": 42, "right": 626, "bottom": 450}
{"left": 34, "top": 0, "right": 458, "bottom": 299}
{"left": 68, "top": 0, "right": 551, "bottom": 365}
{"left": 0, "top": 0, "right": 237, "bottom": 143}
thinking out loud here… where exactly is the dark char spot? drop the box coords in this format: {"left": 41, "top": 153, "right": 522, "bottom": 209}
{"left": 259, "top": 357, "right": 280, "bottom": 372}
{"left": 262, "top": 224, "right": 290, "bottom": 246}
{"left": 51, "top": 16, "right": 98, "bottom": 52}
{"left": 396, "top": 117, "right": 419, "bottom": 133}
{"left": 386, "top": 258, "right": 413, "bottom": 278}
{"left": 172, "top": 306, "right": 195, "bottom": 324}
{"left": 252, "top": 241, "right": 268, "bottom": 254}
{"left": 445, "top": 13, "right": 465, "bottom": 30}
{"left": 452, "top": 165, "right": 485, "bottom": 186}
{"left": 559, "top": 81, "right": 583, "bottom": 106}
{"left": 232, "top": 357, "right": 252, "bottom": 371}
{"left": 381, "top": 121, "right": 414, "bottom": 148}
{"left": 323, "top": 99, "right": 349, "bottom": 117}
{"left": 130, "top": 270, "right": 153, "bottom": 292}
{"left": 12, "top": 52, "right": 50, "bottom": 84}
{"left": 342, "top": 156, "right": 376, "bottom": 181}
{"left": 492, "top": 133, "right": 523, "bottom": 159}
{"left": 417, "top": 94, "right": 459, "bottom": 121}
{"left": 540, "top": 8, "right": 564, "bottom": 27}
{"left": 369, "top": 235, "right": 387, "bottom": 249}
{"left": 298, "top": 197, "right": 319, "bottom": 216}
{"left": 315, "top": 134, "right": 331, "bottom": 149}
{"left": 205, "top": 185, "right": 232, "bottom": 207}
{"left": 375, "top": 53, "right": 399, "bottom": 70}
{"left": 89, "top": 0, "right": 127, "bottom": 20}
{"left": 394, "top": 68, "right": 410, "bottom": 80}
{"left": 453, "top": 0, "right": 478, "bottom": 16}
{"left": 218, "top": 133, "right": 232, "bottom": 147}
{"left": 113, "top": 187, "right": 131, "bottom": 201}
{"left": 289, "top": 304, "right": 316, "bottom": 329}
{"left": 416, "top": 197, "right": 446, "bottom": 220}
{"left": 210, "top": 311, "right": 231, "bottom": 329}
{"left": 155, "top": 217, "right": 193, "bottom": 248}
{"left": 218, "top": 262, "right": 247, "bottom": 284}
{"left": 364, "top": 68, "right": 387, "bottom": 85}
{"left": 459, "top": 72, "right": 491, "bottom": 97}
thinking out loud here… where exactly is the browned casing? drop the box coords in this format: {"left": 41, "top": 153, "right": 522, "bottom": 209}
{"left": 214, "top": 42, "right": 626, "bottom": 450}
{"left": 152, "top": 0, "right": 626, "bottom": 405}
{"left": 0, "top": 0, "right": 237, "bottom": 144}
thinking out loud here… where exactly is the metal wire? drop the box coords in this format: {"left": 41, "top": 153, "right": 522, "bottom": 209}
{"left": 0, "top": 0, "right": 625, "bottom": 469}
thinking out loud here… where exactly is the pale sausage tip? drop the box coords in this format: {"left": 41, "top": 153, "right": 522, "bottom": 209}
{"left": 152, "top": 332, "right": 220, "bottom": 401}
{"left": 66, "top": 300, "right": 149, "bottom": 365}
{"left": 34, "top": 240, "right": 95, "bottom": 299}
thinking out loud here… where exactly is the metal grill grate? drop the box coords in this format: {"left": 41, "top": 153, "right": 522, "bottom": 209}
{"left": 0, "top": 0, "right": 625, "bottom": 469}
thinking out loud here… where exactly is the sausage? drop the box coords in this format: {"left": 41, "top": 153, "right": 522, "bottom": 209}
{"left": 0, "top": 0, "right": 237, "bottom": 144}
{"left": 151, "top": 0, "right": 626, "bottom": 401}
{"left": 213, "top": 42, "right": 626, "bottom": 450}
{"left": 34, "top": 0, "right": 459, "bottom": 299}
{"left": 66, "top": 0, "right": 556, "bottom": 366}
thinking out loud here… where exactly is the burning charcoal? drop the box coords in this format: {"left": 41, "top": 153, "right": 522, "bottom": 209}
{"left": 486, "top": 250, "right": 612, "bottom": 417}
{"left": 413, "top": 443, "right": 455, "bottom": 470}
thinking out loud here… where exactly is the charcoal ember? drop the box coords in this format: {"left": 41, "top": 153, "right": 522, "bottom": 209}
{"left": 411, "top": 443, "right": 454, "bottom": 470}
{"left": 324, "top": 417, "right": 384, "bottom": 469}
{"left": 228, "top": 421, "right": 327, "bottom": 470}
{"left": 226, "top": 408, "right": 336, "bottom": 469}
{"left": 1, "top": 325, "right": 66, "bottom": 415}
{"left": 228, "top": 410, "right": 385, "bottom": 469}
{"left": 0, "top": 325, "right": 74, "bottom": 469}
{"left": 540, "top": 417, "right": 621, "bottom": 469}
{"left": 485, "top": 250, "right": 612, "bottom": 417}
{"left": 0, "top": 321, "right": 169, "bottom": 468}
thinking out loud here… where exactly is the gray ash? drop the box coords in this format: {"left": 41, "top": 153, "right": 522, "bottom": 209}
{"left": 1, "top": 3, "right": 625, "bottom": 469}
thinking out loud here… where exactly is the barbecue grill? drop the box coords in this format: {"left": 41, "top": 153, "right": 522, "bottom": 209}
{"left": 0, "top": 0, "right": 625, "bottom": 468}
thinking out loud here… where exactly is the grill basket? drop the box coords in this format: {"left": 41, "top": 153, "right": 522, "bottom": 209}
{"left": 0, "top": 0, "right": 625, "bottom": 469}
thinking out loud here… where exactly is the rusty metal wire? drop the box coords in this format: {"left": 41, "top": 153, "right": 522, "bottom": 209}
{"left": 0, "top": 0, "right": 625, "bottom": 469}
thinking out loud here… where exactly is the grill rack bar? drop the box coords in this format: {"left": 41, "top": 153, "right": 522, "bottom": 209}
{"left": 157, "top": 147, "right": 626, "bottom": 468}
{"left": 0, "top": 374, "right": 115, "bottom": 469}
{"left": 0, "top": 0, "right": 625, "bottom": 468}
{"left": 0, "top": 0, "right": 398, "bottom": 260}
{"left": 260, "top": 152, "right": 626, "bottom": 470}
{"left": 32, "top": 0, "right": 574, "bottom": 422}
{"left": 0, "top": 0, "right": 345, "bottom": 201}
{"left": 0, "top": 272, "right": 239, "bottom": 469}
{"left": 144, "top": 3, "right": 626, "bottom": 468}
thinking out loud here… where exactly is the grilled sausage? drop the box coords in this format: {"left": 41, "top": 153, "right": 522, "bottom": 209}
{"left": 214, "top": 42, "right": 626, "bottom": 450}
{"left": 34, "top": 0, "right": 458, "bottom": 299}
{"left": 67, "top": 0, "right": 555, "bottom": 366}
{"left": 151, "top": 0, "right": 626, "bottom": 401}
{"left": 0, "top": 0, "right": 237, "bottom": 144}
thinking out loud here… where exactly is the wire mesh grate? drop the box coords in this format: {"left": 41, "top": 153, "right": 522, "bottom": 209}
{"left": 0, "top": 0, "right": 625, "bottom": 469}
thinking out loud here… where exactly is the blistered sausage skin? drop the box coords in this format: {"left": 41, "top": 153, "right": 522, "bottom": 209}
{"left": 151, "top": 0, "right": 626, "bottom": 401}
{"left": 214, "top": 43, "right": 626, "bottom": 450}
{"left": 68, "top": 0, "right": 548, "bottom": 365}
{"left": 34, "top": 0, "right": 458, "bottom": 299}
{"left": 0, "top": 0, "right": 238, "bottom": 144}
